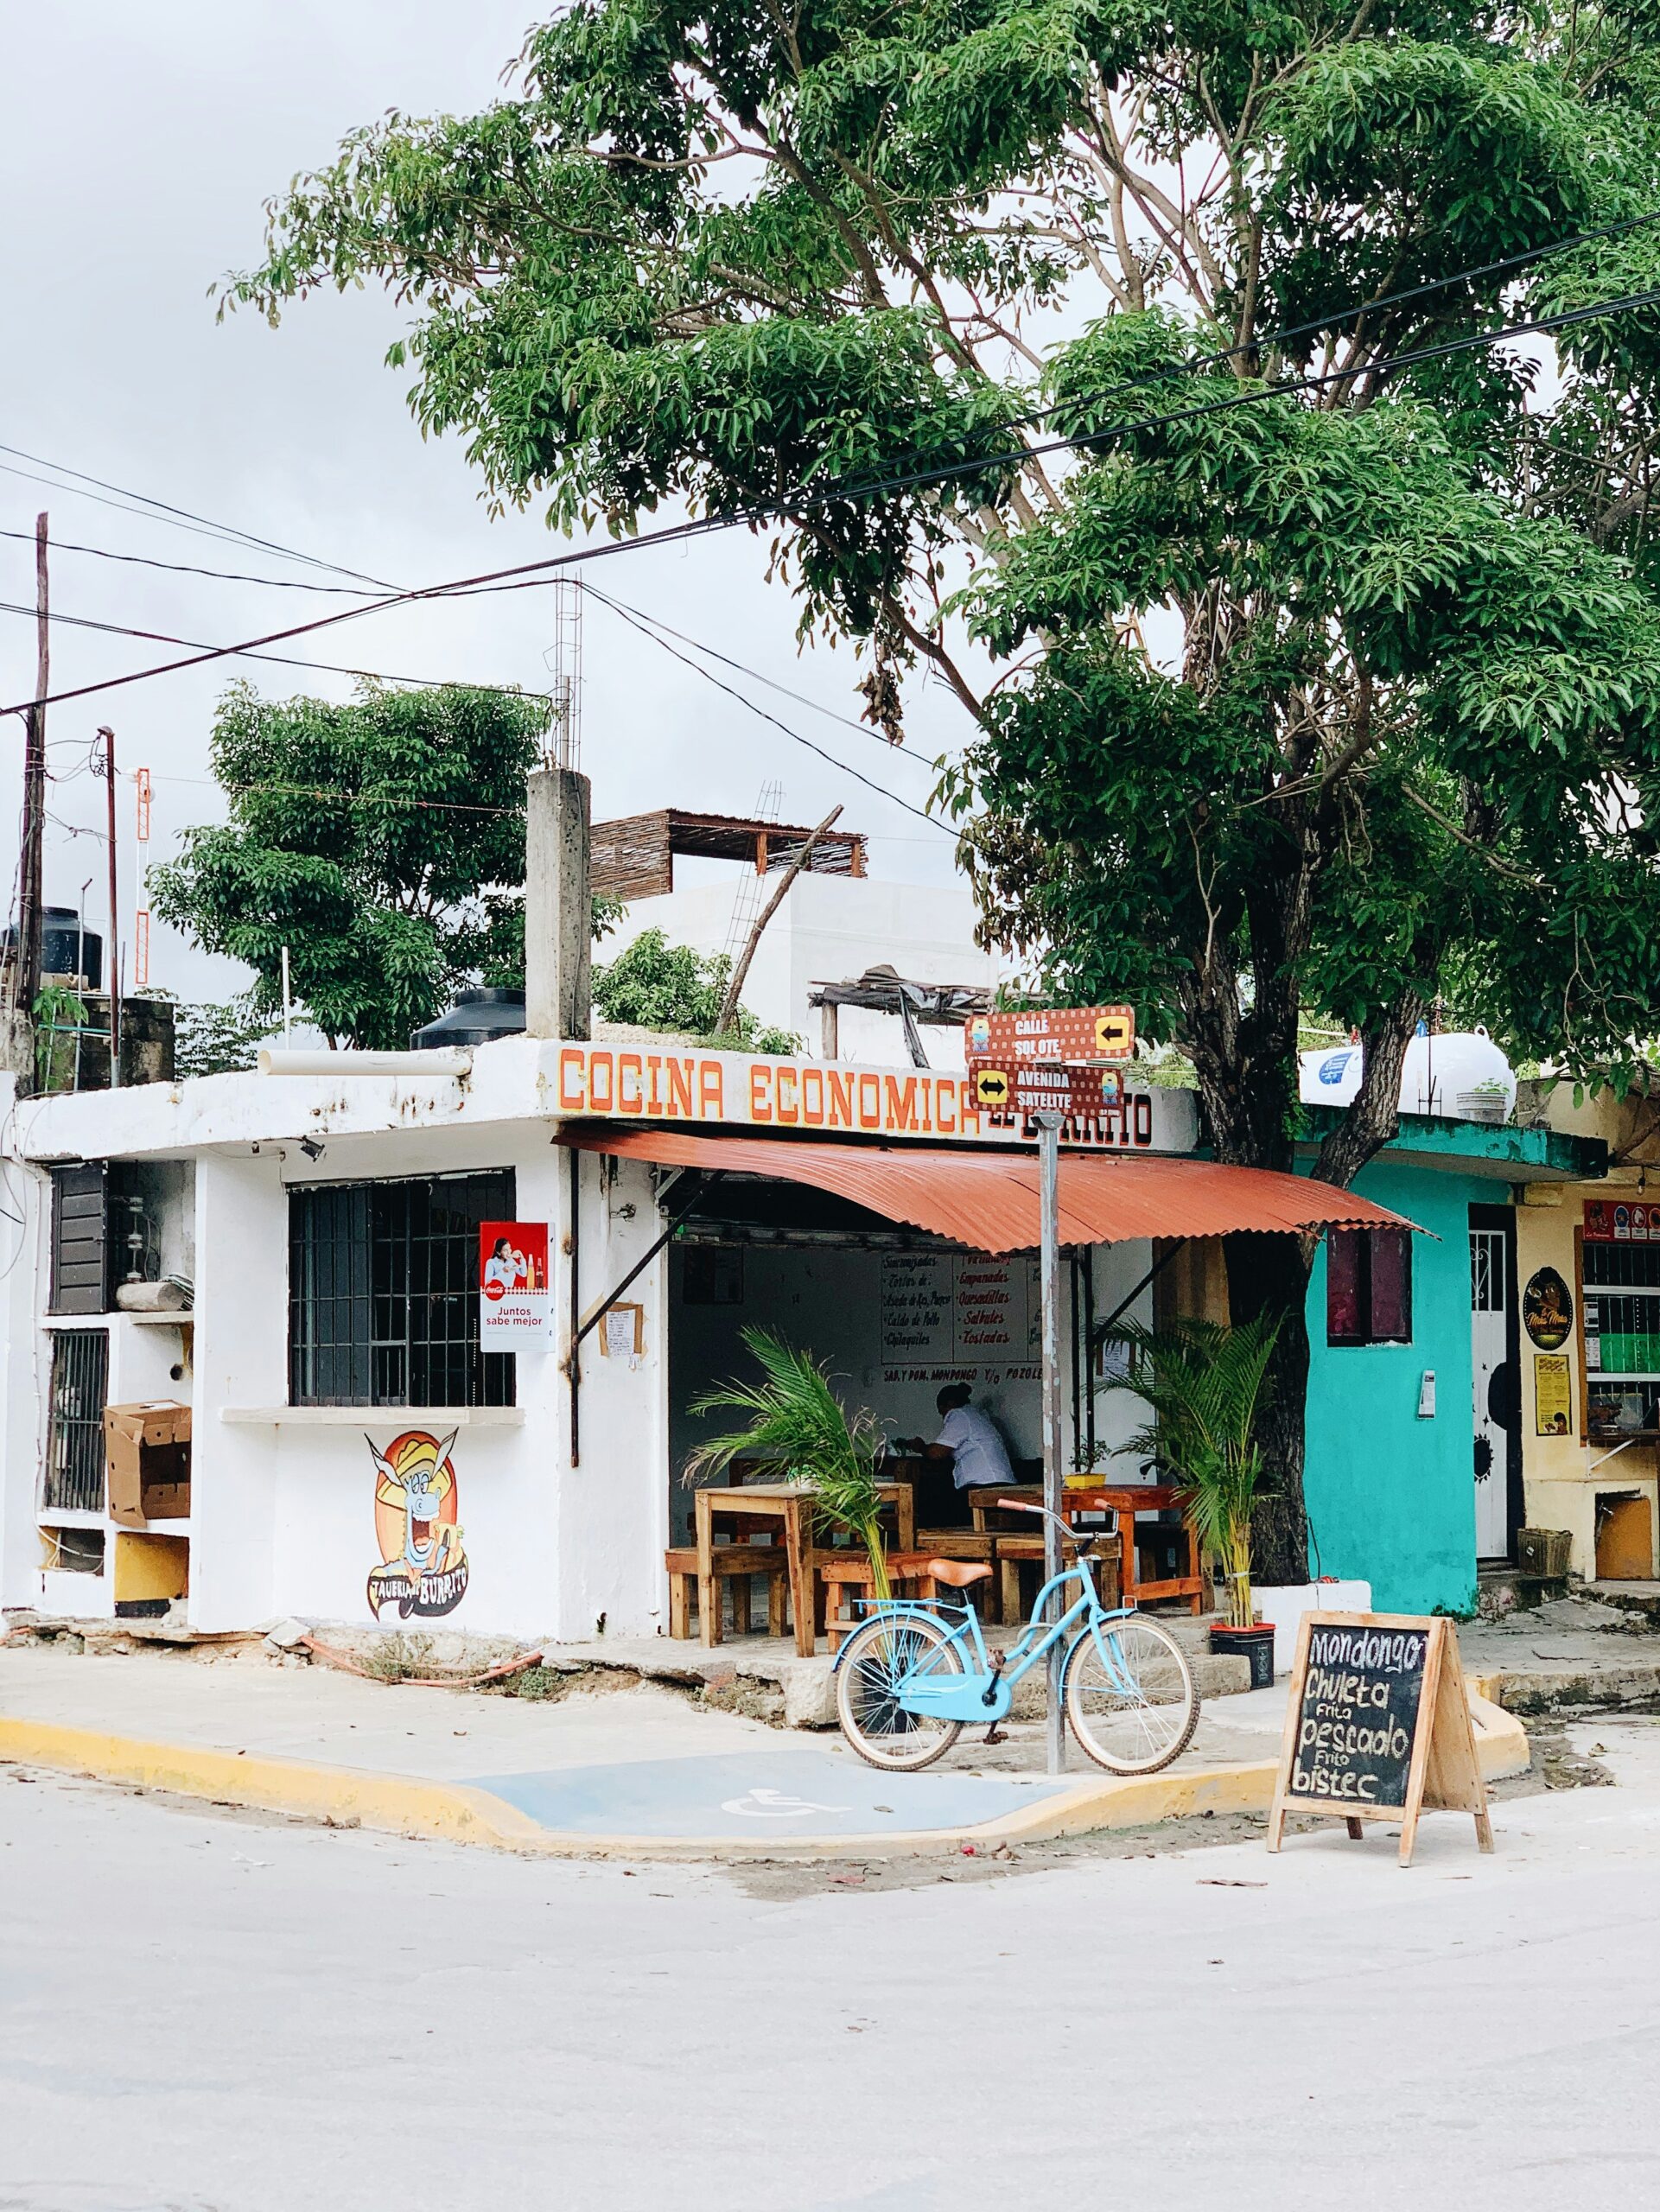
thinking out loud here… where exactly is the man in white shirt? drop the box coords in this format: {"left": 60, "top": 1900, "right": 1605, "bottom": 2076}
{"left": 911, "top": 1382, "right": 1017, "bottom": 1491}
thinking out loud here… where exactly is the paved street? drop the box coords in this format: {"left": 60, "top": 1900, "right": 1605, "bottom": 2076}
{"left": 4, "top": 1721, "right": 1659, "bottom": 2212}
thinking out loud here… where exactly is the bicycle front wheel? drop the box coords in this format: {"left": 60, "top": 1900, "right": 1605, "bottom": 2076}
{"left": 836, "top": 1612, "right": 964, "bottom": 1772}
{"left": 1065, "top": 1613, "right": 1199, "bottom": 1776}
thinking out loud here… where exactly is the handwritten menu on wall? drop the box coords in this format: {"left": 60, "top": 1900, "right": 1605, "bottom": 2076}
{"left": 879, "top": 1253, "right": 1040, "bottom": 1380}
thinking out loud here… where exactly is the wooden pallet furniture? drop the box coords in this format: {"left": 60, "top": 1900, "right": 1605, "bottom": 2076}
{"left": 995, "top": 1534, "right": 1121, "bottom": 1625}
{"left": 817, "top": 1551, "right": 993, "bottom": 1653}
{"left": 1061, "top": 1484, "right": 1206, "bottom": 1613}
{"left": 913, "top": 1529, "right": 1001, "bottom": 1622}
{"left": 693, "top": 1480, "right": 919, "bottom": 1654}
{"left": 665, "top": 1545, "right": 790, "bottom": 1642}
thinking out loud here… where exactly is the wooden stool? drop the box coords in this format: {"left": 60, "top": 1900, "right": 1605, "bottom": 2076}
{"left": 995, "top": 1535, "right": 1119, "bottom": 1625}
{"left": 665, "top": 1545, "right": 790, "bottom": 1641}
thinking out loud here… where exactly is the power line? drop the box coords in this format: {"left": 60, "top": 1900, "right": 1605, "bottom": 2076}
{"left": 10, "top": 278, "right": 1660, "bottom": 722}
{"left": 576, "top": 582, "right": 939, "bottom": 769}
{"left": 0, "top": 442, "right": 394, "bottom": 588}
{"left": 995, "top": 203, "right": 1660, "bottom": 442}
{"left": 0, "top": 597, "right": 555, "bottom": 702}
{"left": 0, "top": 527, "right": 380, "bottom": 596}
{"left": 582, "top": 591, "right": 948, "bottom": 830}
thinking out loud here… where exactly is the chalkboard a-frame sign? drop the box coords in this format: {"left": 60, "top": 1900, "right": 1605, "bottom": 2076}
{"left": 1268, "top": 1613, "right": 1494, "bottom": 1866}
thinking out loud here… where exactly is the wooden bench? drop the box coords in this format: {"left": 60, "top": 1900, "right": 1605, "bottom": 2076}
{"left": 665, "top": 1545, "right": 790, "bottom": 1642}
{"left": 995, "top": 1534, "right": 1120, "bottom": 1625}
{"left": 817, "top": 1550, "right": 994, "bottom": 1653}
{"left": 914, "top": 1530, "right": 1001, "bottom": 1622}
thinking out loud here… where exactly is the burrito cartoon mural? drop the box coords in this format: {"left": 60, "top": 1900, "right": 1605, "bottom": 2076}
{"left": 365, "top": 1428, "right": 468, "bottom": 1619}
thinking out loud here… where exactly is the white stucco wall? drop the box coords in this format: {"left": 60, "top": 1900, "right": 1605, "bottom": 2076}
{"left": 606, "top": 871, "right": 996, "bottom": 1057}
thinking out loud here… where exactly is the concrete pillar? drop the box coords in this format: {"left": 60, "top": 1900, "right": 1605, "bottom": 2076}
{"left": 525, "top": 766, "right": 592, "bottom": 1041}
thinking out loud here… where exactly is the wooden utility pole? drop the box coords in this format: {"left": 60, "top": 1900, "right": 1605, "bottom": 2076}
{"left": 17, "top": 513, "right": 49, "bottom": 1019}
{"left": 99, "top": 727, "right": 120, "bottom": 1086}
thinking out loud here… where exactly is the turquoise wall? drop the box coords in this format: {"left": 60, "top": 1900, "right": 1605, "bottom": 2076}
{"left": 1303, "top": 1160, "right": 1485, "bottom": 1616}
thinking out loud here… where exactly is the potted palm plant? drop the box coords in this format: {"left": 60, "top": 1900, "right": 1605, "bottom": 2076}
{"left": 1101, "top": 1313, "right": 1282, "bottom": 1688}
{"left": 684, "top": 1326, "right": 892, "bottom": 1600}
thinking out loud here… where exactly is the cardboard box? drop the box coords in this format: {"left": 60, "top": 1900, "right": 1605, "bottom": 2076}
{"left": 105, "top": 1400, "right": 192, "bottom": 1528}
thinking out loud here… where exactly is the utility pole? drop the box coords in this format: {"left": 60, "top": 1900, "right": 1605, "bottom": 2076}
{"left": 99, "top": 727, "right": 120, "bottom": 1086}
{"left": 15, "top": 514, "right": 49, "bottom": 1054}
{"left": 1035, "top": 1110, "right": 1066, "bottom": 1775}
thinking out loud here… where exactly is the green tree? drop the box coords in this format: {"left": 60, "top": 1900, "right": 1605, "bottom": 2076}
{"left": 224, "top": 3, "right": 1660, "bottom": 1579}
{"left": 150, "top": 681, "right": 548, "bottom": 1048}
{"left": 594, "top": 926, "right": 801, "bottom": 1052}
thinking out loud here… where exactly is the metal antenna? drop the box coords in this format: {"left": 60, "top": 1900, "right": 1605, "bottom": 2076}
{"left": 541, "top": 580, "right": 584, "bottom": 769}
{"left": 721, "top": 779, "right": 784, "bottom": 965}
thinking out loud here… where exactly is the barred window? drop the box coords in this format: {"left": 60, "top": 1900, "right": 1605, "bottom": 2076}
{"left": 288, "top": 1172, "right": 516, "bottom": 1408}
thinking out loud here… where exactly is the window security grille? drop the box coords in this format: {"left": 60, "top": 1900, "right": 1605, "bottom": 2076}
{"left": 44, "top": 1329, "right": 109, "bottom": 1510}
{"left": 288, "top": 1172, "right": 516, "bottom": 1409}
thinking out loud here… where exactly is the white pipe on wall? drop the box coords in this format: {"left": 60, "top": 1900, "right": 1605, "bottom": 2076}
{"left": 257, "top": 1047, "right": 472, "bottom": 1077}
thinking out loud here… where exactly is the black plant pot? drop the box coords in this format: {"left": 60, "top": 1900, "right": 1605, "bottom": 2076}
{"left": 1211, "top": 1621, "right": 1275, "bottom": 1688}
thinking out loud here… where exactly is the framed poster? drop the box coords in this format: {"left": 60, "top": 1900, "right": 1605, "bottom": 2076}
{"left": 1534, "top": 1353, "right": 1573, "bottom": 1435}
{"left": 479, "top": 1220, "right": 552, "bottom": 1351}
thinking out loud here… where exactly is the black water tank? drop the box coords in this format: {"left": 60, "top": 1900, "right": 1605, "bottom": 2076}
{"left": 411, "top": 988, "right": 527, "bottom": 1049}
{"left": 0, "top": 906, "right": 103, "bottom": 988}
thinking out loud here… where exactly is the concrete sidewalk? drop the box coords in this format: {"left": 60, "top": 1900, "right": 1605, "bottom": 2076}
{"left": 0, "top": 1640, "right": 1529, "bottom": 1860}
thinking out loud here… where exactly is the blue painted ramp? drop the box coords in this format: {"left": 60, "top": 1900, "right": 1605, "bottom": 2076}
{"left": 468, "top": 1749, "right": 1071, "bottom": 1840}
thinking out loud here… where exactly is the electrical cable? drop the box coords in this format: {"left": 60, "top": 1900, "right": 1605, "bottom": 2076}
{"left": 582, "top": 593, "right": 949, "bottom": 830}
{"left": 991, "top": 202, "right": 1660, "bottom": 441}
{"left": 12, "top": 276, "right": 1660, "bottom": 724}
{"left": 576, "top": 582, "right": 939, "bottom": 768}
{"left": 0, "top": 442, "right": 395, "bottom": 588}
{"left": 0, "top": 527, "right": 381, "bottom": 595}
{"left": 0, "top": 597, "right": 555, "bottom": 702}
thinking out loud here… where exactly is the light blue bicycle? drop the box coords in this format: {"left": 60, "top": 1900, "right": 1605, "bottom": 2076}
{"left": 834, "top": 1498, "right": 1199, "bottom": 1775}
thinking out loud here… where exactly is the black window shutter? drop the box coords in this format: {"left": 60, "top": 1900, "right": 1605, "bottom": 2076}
{"left": 50, "top": 1164, "right": 108, "bottom": 1315}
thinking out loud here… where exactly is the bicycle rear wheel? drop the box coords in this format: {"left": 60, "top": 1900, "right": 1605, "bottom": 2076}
{"left": 1065, "top": 1613, "right": 1199, "bottom": 1775}
{"left": 836, "top": 1613, "right": 964, "bottom": 1772}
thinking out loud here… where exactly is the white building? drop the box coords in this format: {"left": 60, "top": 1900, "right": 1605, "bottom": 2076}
{"left": 1, "top": 1033, "right": 1195, "bottom": 1641}
{"left": 593, "top": 805, "right": 996, "bottom": 1064}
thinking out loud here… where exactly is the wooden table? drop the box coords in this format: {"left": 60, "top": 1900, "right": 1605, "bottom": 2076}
{"left": 1062, "top": 1484, "right": 1206, "bottom": 1613}
{"left": 966, "top": 1481, "right": 1205, "bottom": 1611}
{"left": 693, "top": 1480, "right": 917, "bottom": 1656}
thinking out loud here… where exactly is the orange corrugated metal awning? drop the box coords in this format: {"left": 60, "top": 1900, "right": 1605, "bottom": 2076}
{"left": 557, "top": 1127, "right": 1415, "bottom": 1255}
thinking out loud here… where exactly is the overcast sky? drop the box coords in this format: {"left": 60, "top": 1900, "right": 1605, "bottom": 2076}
{"left": 0, "top": 3, "right": 969, "bottom": 1005}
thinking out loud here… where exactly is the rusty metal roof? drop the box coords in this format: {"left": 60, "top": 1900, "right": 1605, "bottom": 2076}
{"left": 557, "top": 1127, "right": 1415, "bottom": 1255}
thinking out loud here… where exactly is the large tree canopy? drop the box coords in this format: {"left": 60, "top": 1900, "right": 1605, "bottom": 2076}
{"left": 226, "top": 0, "right": 1660, "bottom": 1574}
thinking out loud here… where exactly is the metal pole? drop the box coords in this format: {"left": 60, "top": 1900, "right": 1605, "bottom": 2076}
{"left": 100, "top": 726, "right": 120, "bottom": 1086}
{"left": 17, "top": 513, "right": 49, "bottom": 1030}
{"left": 1036, "top": 1110, "right": 1065, "bottom": 1776}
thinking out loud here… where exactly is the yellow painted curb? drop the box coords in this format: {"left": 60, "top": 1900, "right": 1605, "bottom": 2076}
{"left": 0, "top": 1679, "right": 1529, "bottom": 1863}
{"left": 0, "top": 1716, "right": 544, "bottom": 1853}
{"left": 0, "top": 1709, "right": 1280, "bottom": 1861}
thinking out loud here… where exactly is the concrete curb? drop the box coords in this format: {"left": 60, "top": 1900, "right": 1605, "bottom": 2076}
{"left": 0, "top": 1683, "right": 1531, "bottom": 1864}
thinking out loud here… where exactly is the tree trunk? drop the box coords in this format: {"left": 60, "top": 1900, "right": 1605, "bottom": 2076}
{"left": 1221, "top": 1230, "right": 1313, "bottom": 1585}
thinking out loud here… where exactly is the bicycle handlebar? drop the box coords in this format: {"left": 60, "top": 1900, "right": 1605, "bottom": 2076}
{"left": 994, "top": 1497, "right": 1103, "bottom": 1553}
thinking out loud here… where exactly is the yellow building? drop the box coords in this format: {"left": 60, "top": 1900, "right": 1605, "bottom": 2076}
{"left": 1517, "top": 1079, "right": 1660, "bottom": 1583}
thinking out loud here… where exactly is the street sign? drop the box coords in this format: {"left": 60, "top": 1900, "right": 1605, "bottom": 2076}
{"left": 974, "top": 1064, "right": 1122, "bottom": 1116}
{"left": 966, "top": 1006, "right": 1135, "bottom": 1067}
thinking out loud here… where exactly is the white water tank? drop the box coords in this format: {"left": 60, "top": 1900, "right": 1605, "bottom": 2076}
{"left": 1298, "top": 1029, "right": 1516, "bottom": 1123}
